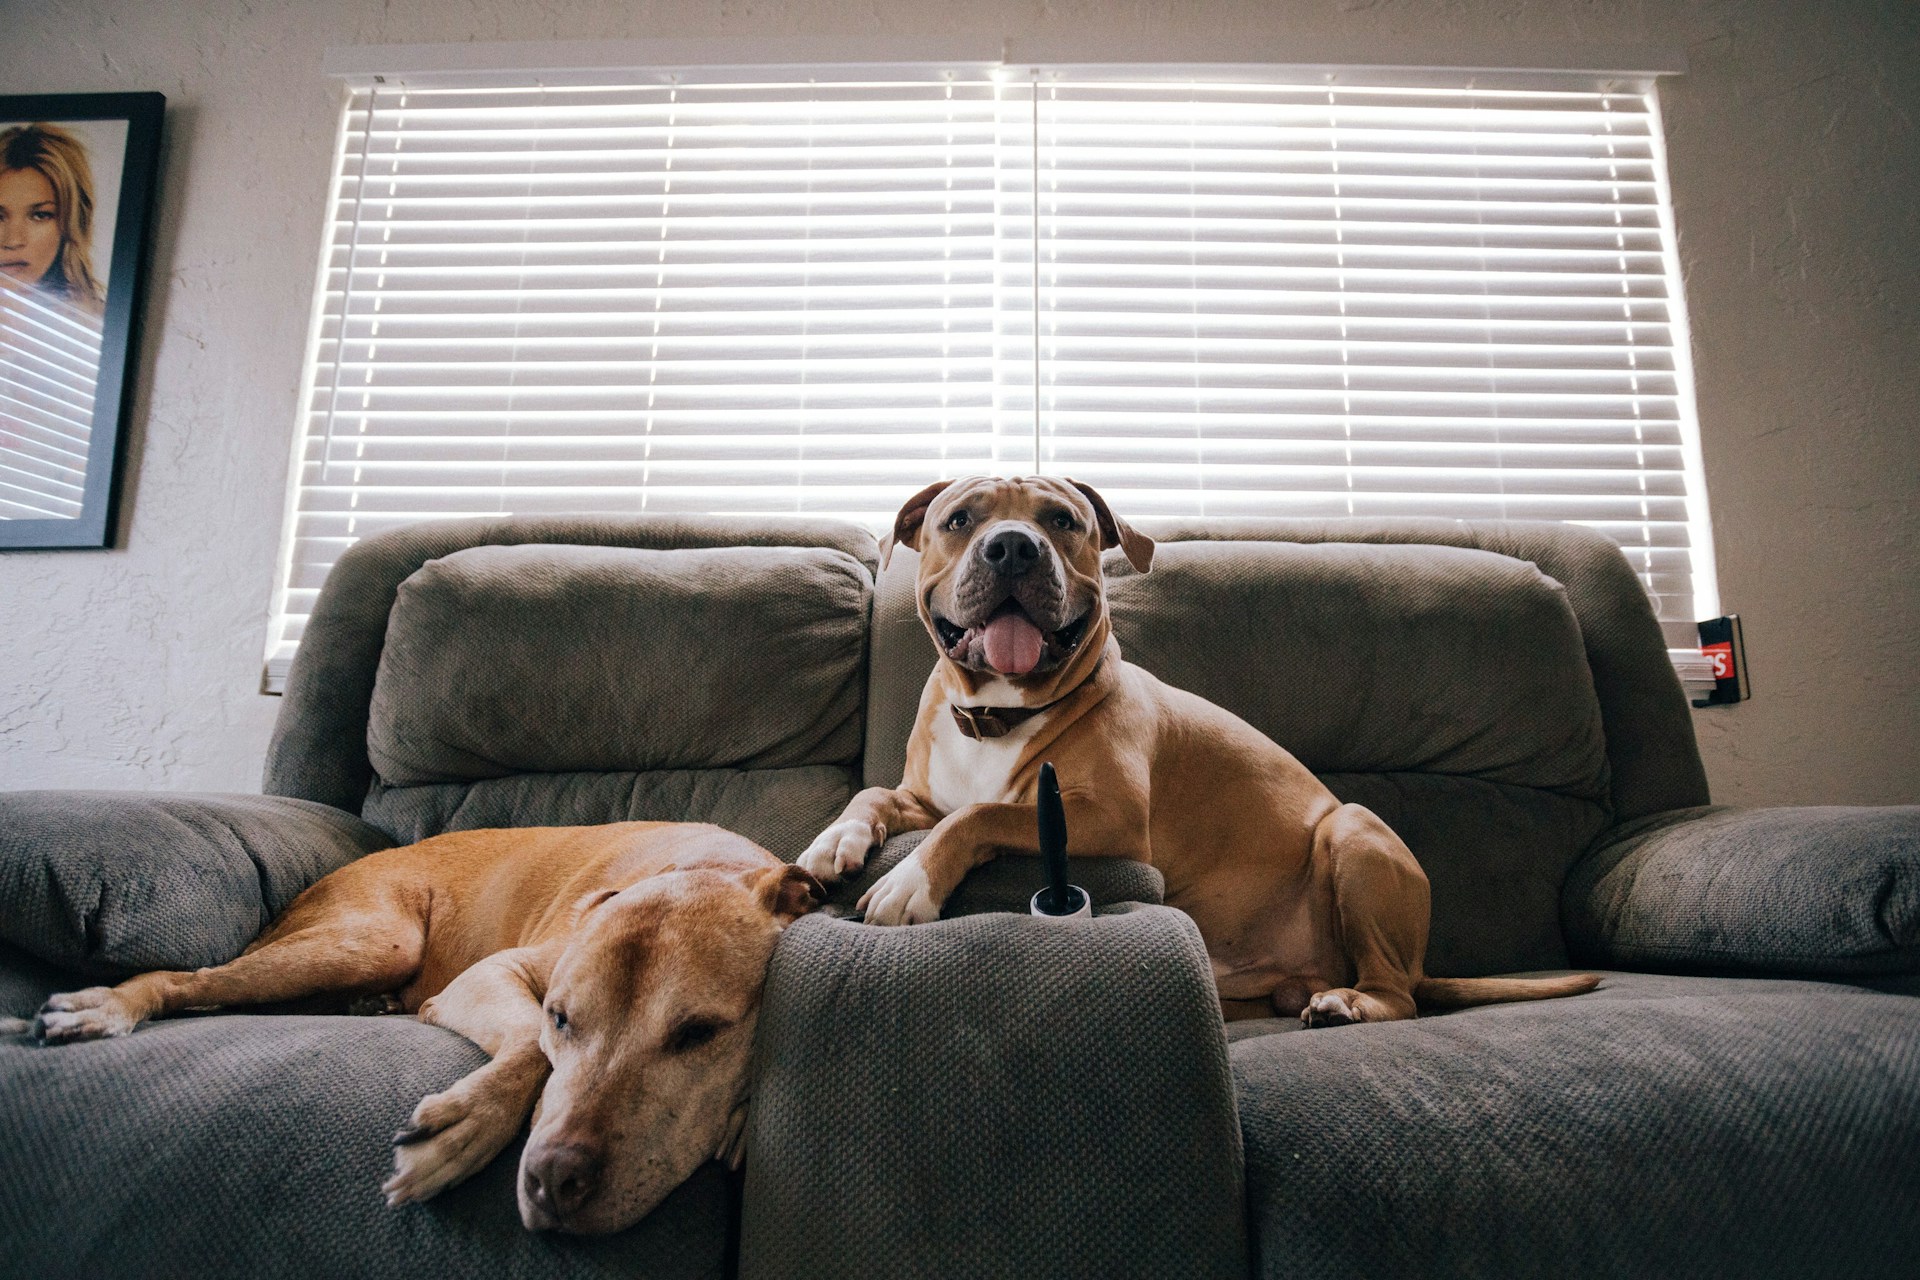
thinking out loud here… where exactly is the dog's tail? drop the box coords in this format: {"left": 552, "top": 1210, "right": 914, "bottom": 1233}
{"left": 1413, "top": 973, "right": 1600, "bottom": 1012}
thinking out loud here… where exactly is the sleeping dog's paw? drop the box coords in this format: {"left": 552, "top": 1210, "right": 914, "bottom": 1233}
{"left": 34, "top": 988, "right": 140, "bottom": 1044}
{"left": 798, "top": 818, "right": 881, "bottom": 883}
{"left": 857, "top": 857, "right": 939, "bottom": 927}
{"left": 385, "top": 1084, "right": 521, "bottom": 1206}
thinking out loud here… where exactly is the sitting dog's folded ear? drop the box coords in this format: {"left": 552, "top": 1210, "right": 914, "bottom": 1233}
{"left": 760, "top": 864, "right": 828, "bottom": 924}
{"left": 882, "top": 478, "right": 955, "bottom": 570}
{"left": 1069, "top": 479, "right": 1155, "bottom": 573}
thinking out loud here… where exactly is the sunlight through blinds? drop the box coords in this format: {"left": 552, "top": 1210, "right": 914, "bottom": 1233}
{"left": 278, "top": 78, "right": 1000, "bottom": 651}
{"left": 1004, "top": 79, "right": 1712, "bottom": 629}
{"left": 270, "top": 67, "right": 1713, "bottom": 678}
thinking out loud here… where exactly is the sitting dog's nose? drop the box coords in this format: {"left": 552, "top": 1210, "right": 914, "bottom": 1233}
{"left": 524, "top": 1143, "right": 602, "bottom": 1226}
{"left": 978, "top": 525, "right": 1042, "bottom": 577}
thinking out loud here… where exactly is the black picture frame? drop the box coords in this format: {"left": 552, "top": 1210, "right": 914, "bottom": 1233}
{"left": 0, "top": 91, "right": 164, "bottom": 549}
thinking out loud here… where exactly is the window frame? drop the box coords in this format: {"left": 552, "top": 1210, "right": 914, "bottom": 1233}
{"left": 266, "top": 42, "right": 1712, "bottom": 693}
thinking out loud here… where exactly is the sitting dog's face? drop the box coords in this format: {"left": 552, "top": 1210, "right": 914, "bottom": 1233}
{"left": 518, "top": 863, "right": 822, "bottom": 1233}
{"left": 891, "top": 475, "right": 1153, "bottom": 680}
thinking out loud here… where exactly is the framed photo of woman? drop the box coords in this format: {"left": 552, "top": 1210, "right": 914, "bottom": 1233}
{"left": 0, "top": 92, "right": 163, "bottom": 549}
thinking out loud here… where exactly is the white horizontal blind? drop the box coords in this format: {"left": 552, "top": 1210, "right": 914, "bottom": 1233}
{"left": 279, "top": 77, "right": 1000, "bottom": 650}
{"left": 272, "top": 66, "right": 1713, "bottom": 674}
{"left": 1009, "top": 79, "right": 1709, "bottom": 628}
{"left": 0, "top": 287, "right": 101, "bottom": 520}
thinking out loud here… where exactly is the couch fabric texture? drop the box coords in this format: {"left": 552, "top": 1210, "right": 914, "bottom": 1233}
{"left": 0, "top": 1008, "right": 730, "bottom": 1280}
{"left": 266, "top": 516, "right": 880, "bottom": 815}
{"left": 355, "top": 539, "right": 876, "bottom": 859}
{"left": 362, "top": 767, "right": 855, "bottom": 862}
{"left": 1566, "top": 804, "right": 1920, "bottom": 975}
{"left": 0, "top": 791, "right": 393, "bottom": 978}
{"left": 1103, "top": 541, "right": 1610, "bottom": 796}
{"left": 1125, "top": 517, "right": 1710, "bottom": 822}
{"left": 1232, "top": 969, "right": 1920, "bottom": 1280}
{"left": 741, "top": 905, "right": 1247, "bottom": 1280}
{"left": 367, "top": 543, "right": 871, "bottom": 783}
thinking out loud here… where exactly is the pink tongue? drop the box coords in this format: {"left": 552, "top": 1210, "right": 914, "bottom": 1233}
{"left": 981, "top": 613, "right": 1046, "bottom": 675}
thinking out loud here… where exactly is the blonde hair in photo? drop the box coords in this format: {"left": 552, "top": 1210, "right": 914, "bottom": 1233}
{"left": 0, "top": 122, "right": 106, "bottom": 311}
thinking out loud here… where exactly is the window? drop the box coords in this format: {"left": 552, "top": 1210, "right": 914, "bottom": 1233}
{"left": 269, "top": 57, "right": 1714, "bottom": 686}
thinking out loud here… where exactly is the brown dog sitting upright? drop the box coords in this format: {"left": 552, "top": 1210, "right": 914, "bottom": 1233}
{"left": 34, "top": 822, "right": 824, "bottom": 1232}
{"left": 799, "top": 476, "right": 1597, "bottom": 1026}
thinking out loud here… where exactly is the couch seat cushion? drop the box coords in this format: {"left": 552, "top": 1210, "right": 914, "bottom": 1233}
{"left": 1231, "top": 970, "right": 1920, "bottom": 1279}
{"left": 368, "top": 543, "right": 871, "bottom": 785}
{"left": 0, "top": 1013, "right": 729, "bottom": 1278}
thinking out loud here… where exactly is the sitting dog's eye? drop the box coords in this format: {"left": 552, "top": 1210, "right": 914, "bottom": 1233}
{"left": 944, "top": 510, "right": 971, "bottom": 532}
{"left": 1050, "top": 512, "right": 1077, "bottom": 532}
{"left": 549, "top": 1007, "right": 569, "bottom": 1033}
{"left": 665, "top": 1017, "right": 725, "bottom": 1054}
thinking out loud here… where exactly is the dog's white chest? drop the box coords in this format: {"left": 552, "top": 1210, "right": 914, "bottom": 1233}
{"left": 924, "top": 710, "right": 1040, "bottom": 815}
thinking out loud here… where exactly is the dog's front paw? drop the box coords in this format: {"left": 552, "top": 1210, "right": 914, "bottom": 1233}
{"left": 385, "top": 1086, "right": 519, "bottom": 1206}
{"left": 857, "top": 858, "right": 940, "bottom": 927}
{"left": 798, "top": 818, "right": 881, "bottom": 883}
{"left": 34, "top": 988, "right": 139, "bottom": 1044}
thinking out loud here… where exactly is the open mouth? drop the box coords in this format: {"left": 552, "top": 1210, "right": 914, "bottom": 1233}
{"left": 932, "top": 599, "right": 1091, "bottom": 676}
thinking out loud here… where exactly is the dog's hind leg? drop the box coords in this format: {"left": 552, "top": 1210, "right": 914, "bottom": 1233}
{"left": 1300, "top": 804, "right": 1429, "bottom": 1029}
{"left": 34, "top": 884, "right": 427, "bottom": 1045}
{"left": 385, "top": 944, "right": 557, "bottom": 1206}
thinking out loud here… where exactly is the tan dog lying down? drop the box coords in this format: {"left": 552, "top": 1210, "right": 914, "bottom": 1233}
{"left": 34, "top": 822, "right": 824, "bottom": 1234}
{"left": 802, "top": 476, "right": 1597, "bottom": 1026}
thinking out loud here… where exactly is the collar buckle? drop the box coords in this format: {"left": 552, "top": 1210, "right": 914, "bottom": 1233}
{"left": 951, "top": 704, "right": 1012, "bottom": 740}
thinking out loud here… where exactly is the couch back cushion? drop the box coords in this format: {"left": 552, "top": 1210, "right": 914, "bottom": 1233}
{"left": 361, "top": 542, "right": 872, "bottom": 857}
{"left": 1106, "top": 541, "right": 1610, "bottom": 800}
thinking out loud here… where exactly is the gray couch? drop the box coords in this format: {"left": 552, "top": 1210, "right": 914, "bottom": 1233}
{"left": 2, "top": 515, "right": 1915, "bottom": 1279}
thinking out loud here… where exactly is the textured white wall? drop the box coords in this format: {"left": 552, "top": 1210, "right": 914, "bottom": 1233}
{"left": 0, "top": 0, "right": 1914, "bottom": 805}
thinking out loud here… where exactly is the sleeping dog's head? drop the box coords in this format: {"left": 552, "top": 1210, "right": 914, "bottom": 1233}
{"left": 518, "top": 861, "right": 822, "bottom": 1234}
{"left": 888, "top": 476, "right": 1153, "bottom": 693}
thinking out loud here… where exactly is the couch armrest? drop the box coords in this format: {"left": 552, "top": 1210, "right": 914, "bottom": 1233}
{"left": 740, "top": 905, "right": 1246, "bottom": 1279}
{"left": 0, "top": 791, "right": 394, "bottom": 978}
{"left": 1564, "top": 805, "right": 1920, "bottom": 976}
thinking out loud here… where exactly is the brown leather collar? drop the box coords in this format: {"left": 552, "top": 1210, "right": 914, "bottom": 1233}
{"left": 948, "top": 658, "right": 1103, "bottom": 740}
{"left": 949, "top": 702, "right": 1049, "bottom": 740}
{"left": 944, "top": 652, "right": 1113, "bottom": 740}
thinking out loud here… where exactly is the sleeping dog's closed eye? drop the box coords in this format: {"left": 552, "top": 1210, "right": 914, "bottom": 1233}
{"left": 664, "top": 1016, "right": 728, "bottom": 1054}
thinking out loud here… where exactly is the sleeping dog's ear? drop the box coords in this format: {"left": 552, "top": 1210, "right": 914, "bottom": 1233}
{"left": 574, "top": 886, "right": 622, "bottom": 918}
{"left": 758, "top": 864, "right": 827, "bottom": 924}
{"left": 882, "top": 478, "right": 955, "bottom": 570}
{"left": 1069, "top": 479, "right": 1154, "bottom": 573}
